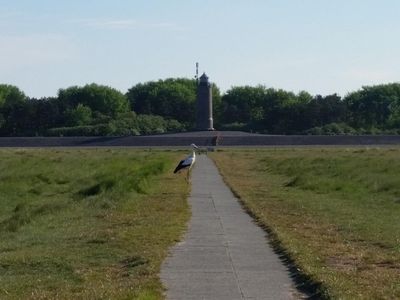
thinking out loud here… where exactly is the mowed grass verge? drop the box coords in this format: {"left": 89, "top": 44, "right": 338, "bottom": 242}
{"left": 0, "top": 149, "right": 190, "bottom": 299}
{"left": 210, "top": 148, "right": 400, "bottom": 299}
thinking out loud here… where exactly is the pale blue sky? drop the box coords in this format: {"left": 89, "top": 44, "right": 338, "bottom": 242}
{"left": 1, "top": 0, "right": 400, "bottom": 98}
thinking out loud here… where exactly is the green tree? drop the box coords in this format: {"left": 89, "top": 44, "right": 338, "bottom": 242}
{"left": 304, "top": 94, "right": 346, "bottom": 129}
{"left": 211, "top": 84, "right": 222, "bottom": 127}
{"left": 221, "top": 86, "right": 311, "bottom": 133}
{"left": 344, "top": 83, "right": 400, "bottom": 129}
{"left": 387, "top": 101, "right": 400, "bottom": 128}
{"left": 58, "top": 84, "right": 129, "bottom": 117}
{"left": 65, "top": 104, "right": 93, "bottom": 126}
{"left": 221, "top": 85, "right": 266, "bottom": 125}
{"left": 30, "top": 97, "right": 64, "bottom": 133}
{"left": 0, "top": 84, "right": 28, "bottom": 135}
{"left": 127, "top": 78, "right": 222, "bottom": 129}
{"left": 261, "top": 88, "right": 297, "bottom": 133}
{"left": 127, "top": 78, "right": 197, "bottom": 126}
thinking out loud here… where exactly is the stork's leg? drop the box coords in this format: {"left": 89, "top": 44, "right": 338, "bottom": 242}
{"left": 186, "top": 168, "right": 190, "bottom": 183}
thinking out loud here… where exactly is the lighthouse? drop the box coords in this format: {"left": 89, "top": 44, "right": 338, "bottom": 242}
{"left": 196, "top": 73, "right": 214, "bottom": 131}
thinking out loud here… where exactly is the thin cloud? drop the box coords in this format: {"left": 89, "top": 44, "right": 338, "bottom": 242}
{"left": 0, "top": 11, "right": 24, "bottom": 19}
{"left": 346, "top": 68, "right": 395, "bottom": 83}
{"left": 71, "top": 18, "right": 185, "bottom": 32}
{"left": 0, "top": 34, "right": 76, "bottom": 70}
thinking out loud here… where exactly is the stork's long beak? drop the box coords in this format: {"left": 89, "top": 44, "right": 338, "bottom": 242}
{"left": 191, "top": 143, "right": 199, "bottom": 150}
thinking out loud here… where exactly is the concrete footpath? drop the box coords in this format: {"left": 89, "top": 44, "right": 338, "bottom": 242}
{"left": 161, "top": 155, "right": 304, "bottom": 300}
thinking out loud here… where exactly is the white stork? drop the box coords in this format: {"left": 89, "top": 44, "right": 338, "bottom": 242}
{"left": 173, "top": 144, "right": 199, "bottom": 181}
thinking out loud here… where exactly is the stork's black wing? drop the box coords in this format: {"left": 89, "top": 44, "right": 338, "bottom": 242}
{"left": 173, "top": 160, "right": 190, "bottom": 173}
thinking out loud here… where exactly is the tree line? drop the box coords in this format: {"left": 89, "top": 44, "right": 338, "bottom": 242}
{"left": 220, "top": 84, "right": 400, "bottom": 135}
{"left": 0, "top": 79, "right": 400, "bottom": 136}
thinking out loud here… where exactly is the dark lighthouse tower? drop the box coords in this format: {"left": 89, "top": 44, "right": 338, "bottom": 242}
{"left": 196, "top": 73, "right": 214, "bottom": 131}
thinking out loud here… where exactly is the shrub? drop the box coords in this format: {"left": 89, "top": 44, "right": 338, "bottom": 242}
{"left": 47, "top": 113, "right": 185, "bottom": 136}
{"left": 219, "top": 122, "right": 249, "bottom": 131}
{"left": 306, "top": 123, "right": 357, "bottom": 135}
{"left": 46, "top": 124, "right": 114, "bottom": 136}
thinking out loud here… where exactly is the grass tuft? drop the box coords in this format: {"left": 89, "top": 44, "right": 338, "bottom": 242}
{"left": 1, "top": 203, "right": 31, "bottom": 232}
{"left": 78, "top": 178, "right": 116, "bottom": 197}
{"left": 284, "top": 176, "right": 300, "bottom": 187}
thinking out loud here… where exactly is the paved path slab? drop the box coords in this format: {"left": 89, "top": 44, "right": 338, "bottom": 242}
{"left": 161, "top": 155, "right": 303, "bottom": 300}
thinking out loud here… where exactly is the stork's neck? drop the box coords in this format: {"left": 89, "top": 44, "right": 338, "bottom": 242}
{"left": 192, "top": 150, "right": 196, "bottom": 157}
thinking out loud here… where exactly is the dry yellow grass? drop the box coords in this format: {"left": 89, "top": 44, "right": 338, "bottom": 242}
{"left": 211, "top": 148, "right": 400, "bottom": 299}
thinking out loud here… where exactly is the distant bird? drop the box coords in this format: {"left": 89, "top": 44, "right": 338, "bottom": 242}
{"left": 174, "top": 144, "right": 199, "bottom": 181}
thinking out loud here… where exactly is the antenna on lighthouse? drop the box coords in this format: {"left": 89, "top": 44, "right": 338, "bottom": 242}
{"left": 195, "top": 62, "right": 199, "bottom": 84}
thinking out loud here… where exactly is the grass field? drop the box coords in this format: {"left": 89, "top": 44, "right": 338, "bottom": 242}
{"left": 0, "top": 149, "right": 189, "bottom": 299}
{"left": 210, "top": 147, "right": 400, "bottom": 299}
